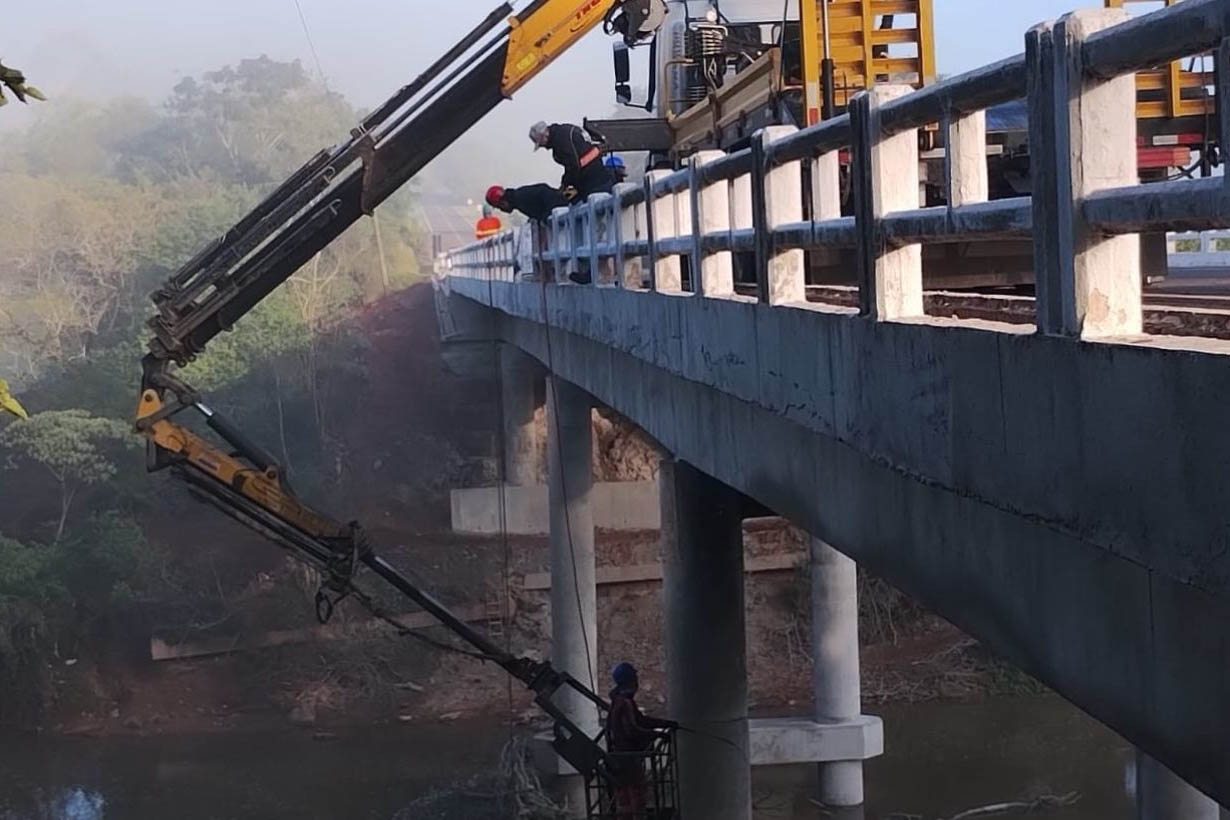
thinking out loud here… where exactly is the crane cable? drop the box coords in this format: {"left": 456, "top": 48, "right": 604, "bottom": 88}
{"left": 292, "top": 0, "right": 330, "bottom": 90}
{"left": 538, "top": 250, "right": 599, "bottom": 698}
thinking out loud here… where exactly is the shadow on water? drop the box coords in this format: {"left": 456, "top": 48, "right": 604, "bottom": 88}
{"left": 0, "top": 697, "right": 1134, "bottom": 819}
{"left": 0, "top": 723, "right": 502, "bottom": 820}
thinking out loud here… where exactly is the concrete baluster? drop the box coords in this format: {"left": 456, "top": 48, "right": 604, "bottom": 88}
{"left": 588, "top": 193, "right": 612, "bottom": 285}
{"left": 754, "top": 126, "right": 806, "bottom": 305}
{"left": 812, "top": 151, "right": 842, "bottom": 221}
{"left": 613, "top": 183, "right": 643, "bottom": 289}
{"left": 647, "top": 169, "right": 683, "bottom": 292}
{"left": 731, "top": 172, "right": 754, "bottom": 285}
{"left": 1028, "top": 9, "right": 1141, "bottom": 338}
{"left": 851, "top": 84, "right": 923, "bottom": 320}
{"left": 690, "top": 150, "right": 734, "bottom": 297}
{"left": 946, "top": 110, "right": 989, "bottom": 207}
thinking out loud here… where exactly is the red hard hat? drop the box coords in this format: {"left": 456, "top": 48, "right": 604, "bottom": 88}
{"left": 485, "top": 185, "right": 505, "bottom": 206}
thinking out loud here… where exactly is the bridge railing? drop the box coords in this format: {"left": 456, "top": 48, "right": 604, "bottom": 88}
{"left": 441, "top": 0, "right": 1230, "bottom": 341}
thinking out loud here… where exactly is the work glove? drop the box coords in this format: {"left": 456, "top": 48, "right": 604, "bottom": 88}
{"left": 0, "top": 378, "right": 29, "bottom": 420}
{"left": 0, "top": 61, "right": 46, "bottom": 107}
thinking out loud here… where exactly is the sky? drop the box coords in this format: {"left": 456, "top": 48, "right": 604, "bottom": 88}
{"left": 2, "top": 0, "right": 1103, "bottom": 187}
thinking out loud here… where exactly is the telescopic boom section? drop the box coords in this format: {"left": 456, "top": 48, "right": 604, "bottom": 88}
{"left": 145, "top": 0, "right": 623, "bottom": 367}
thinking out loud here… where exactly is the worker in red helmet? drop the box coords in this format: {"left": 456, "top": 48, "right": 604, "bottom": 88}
{"left": 485, "top": 183, "right": 569, "bottom": 224}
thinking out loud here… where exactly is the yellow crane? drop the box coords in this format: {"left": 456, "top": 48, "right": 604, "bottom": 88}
{"left": 134, "top": 4, "right": 675, "bottom": 817}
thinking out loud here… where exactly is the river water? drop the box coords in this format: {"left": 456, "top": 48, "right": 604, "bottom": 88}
{"left": 0, "top": 696, "right": 1136, "bottom": 819}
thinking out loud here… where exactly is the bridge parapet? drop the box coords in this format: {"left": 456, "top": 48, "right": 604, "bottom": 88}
{"left": 440, "top": 0, "right": 1230, "bottom": 343}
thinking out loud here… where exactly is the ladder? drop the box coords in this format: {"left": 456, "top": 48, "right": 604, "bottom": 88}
{"left": 797, "top": 0, "right": 937, "bottom": 125}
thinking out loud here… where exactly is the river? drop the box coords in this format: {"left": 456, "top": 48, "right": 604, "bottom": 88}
{"left": 0, "top": 696, "right": 1135, "bottom": 819}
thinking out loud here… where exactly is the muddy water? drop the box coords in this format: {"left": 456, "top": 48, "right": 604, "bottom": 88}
{"left": 0, "top": 696, "right": 1135, "bottom": 819}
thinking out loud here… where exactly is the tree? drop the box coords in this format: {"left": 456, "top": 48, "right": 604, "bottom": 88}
{"left": 0, "top": 410, "right": 135, "bottom": 542}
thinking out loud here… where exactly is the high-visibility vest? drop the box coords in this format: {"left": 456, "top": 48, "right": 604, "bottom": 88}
{"left": 475, "top": 216, "right": 502, "bottom": 239}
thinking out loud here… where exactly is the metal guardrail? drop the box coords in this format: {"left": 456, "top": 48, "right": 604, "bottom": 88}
{"left": 440, "top": 0, "right": 1230, "bottom": 340}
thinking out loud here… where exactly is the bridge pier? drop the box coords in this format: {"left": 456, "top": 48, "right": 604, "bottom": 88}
{"left": 810, "top": 538, "right": 865, "bottom": 811}
{"left": 660, "top": 459, "right": 752, "bottom": 820}
{"left": 498, "top": 343, "right": 543, "bottom": 486}
{"left": 546, "top": 377, "right": 598, "bottom": 817}
{"left": 1137, "top": 753, "right": 1223, "bottom": 820}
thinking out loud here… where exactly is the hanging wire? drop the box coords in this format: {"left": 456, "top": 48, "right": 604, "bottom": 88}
{"left": 292, "top": 0, "right": 330, "bottom": 90}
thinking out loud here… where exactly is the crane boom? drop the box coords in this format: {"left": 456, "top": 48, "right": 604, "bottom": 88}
{"left": 134, "top": 3, "right": 677, "bottom": 815}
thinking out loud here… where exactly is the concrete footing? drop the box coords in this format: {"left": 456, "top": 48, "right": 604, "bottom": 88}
{"left": 1137, "top": 753, "right": 1223, "bottom": 820}
{"left": 660, "top": 459, "right": 752, "bottom": 820}
{"left": 546, "top": 377, "right": 598, "bottom": 817}
{"left": 450, "top": 481, "right": 659, "bottom": 534}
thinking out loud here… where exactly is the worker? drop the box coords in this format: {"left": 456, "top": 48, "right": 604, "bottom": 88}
{"left": 485, "top": 184, "right": 569, "bottom": 224}
{"left": 606, "top": 661, "right": 676, "bottom": 818}
{"left": 604, "top": 154, "right": 628, "bottom": 184}
{"left": 474, "top": 204, "right": 502, "bottom": 239}
{"left": 529, "top": 121, "right": 615, "bottom": 200}
{"left": 0, "top": 62, "right": 45, "bottom": 108}
{"left": 0, "top": 379, "right": 28, "bottom": 420}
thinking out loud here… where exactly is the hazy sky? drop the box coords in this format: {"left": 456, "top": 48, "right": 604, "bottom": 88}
{"left": 3, "top": 0, "right": 1097, "bottom": 184}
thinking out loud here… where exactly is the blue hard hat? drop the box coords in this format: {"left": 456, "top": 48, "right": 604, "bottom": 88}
{"left": 612, "top": 661, "right": 638, "bottom": 685}
{"left": 604, "top": 154, "right": 627, "bottom": 170}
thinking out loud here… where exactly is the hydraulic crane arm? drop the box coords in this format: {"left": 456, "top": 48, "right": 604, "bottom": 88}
{"left": 144, "top": 0, "right": 661, "bottom": 366}
{"left": 135, "top": 377, "right": 612, "bottom": 779}
{"left": 134, "top": 0, "right": 671, "bottom": 795}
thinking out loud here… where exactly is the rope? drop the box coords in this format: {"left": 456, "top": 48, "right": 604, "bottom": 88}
{"left": 292, "top": 0, "right": 330, "bottom": 90}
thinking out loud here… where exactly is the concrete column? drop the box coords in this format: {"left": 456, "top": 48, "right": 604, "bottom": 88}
{"left": 546, "top": 377, "right": 598, "bottom": 816}
{"left": 851, "top": 84, "right": 923, "bottom": 320}
{"left": 811, "top": 538, "right": 864, "bottom": 808}
{"left": 499, "top": 344, "right": 542, "bottom": 487}
{"left": 660, "top": 458, "right": 751, "bottom": 820}
{"left": 1137, "top": 753, "right": 1221, "bottom": 820}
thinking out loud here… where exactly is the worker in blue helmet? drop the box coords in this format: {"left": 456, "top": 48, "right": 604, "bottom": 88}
{"left": 604, "top": 153, "right": 628, "bottom": 184}
{"left": 607, "top": 661, "right": 677, "bottom": 816}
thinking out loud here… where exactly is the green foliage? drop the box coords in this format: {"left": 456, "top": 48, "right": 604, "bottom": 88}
{"left": 0, "top": 54, "right": 429, "bottom": 719}
{"left": 0, "top": 535, "right": 56, "bottom": 602}
{"left": 56, "top": 511, "right": 146, "bottom": 613}
{"left": 0, "top": 409, "right": 133, "bottom": 485}
{"left": 0, "top": 409, "right": 137, "bottom": 541}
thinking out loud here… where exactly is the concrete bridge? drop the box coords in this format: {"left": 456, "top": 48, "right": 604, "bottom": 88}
{"left": 434, "top": 3, "right": 1230, "bottom": 818}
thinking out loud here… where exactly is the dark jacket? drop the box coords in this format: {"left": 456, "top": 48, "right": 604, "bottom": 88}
{"left": 545, "top": 123, "right": 614, "bottom": 199}
{"left": 503, "top": 184, "right": 570, "bottom": 223}
{"left": 607, "top": 688, "right": 671, "bottom": 752}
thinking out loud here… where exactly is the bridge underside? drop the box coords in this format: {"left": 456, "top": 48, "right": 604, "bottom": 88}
{"left": 443, "top": 278, "right": 1230, "bottom": 805}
